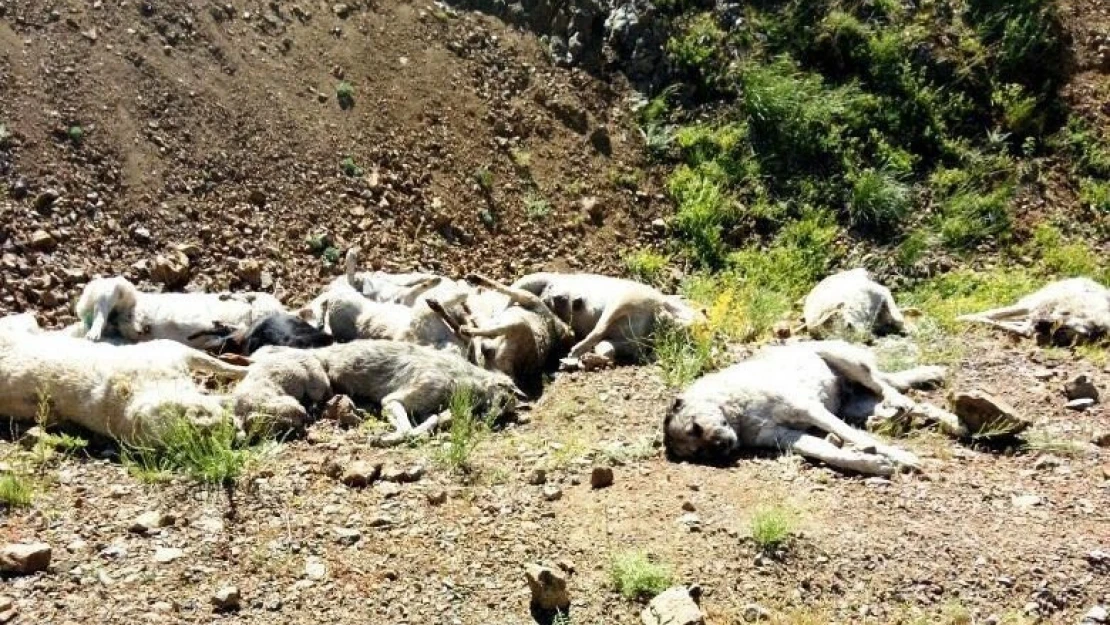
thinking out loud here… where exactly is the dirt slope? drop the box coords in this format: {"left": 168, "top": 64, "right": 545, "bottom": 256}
{"left": 0, "top": 0, "right": 664, "bottom": 326}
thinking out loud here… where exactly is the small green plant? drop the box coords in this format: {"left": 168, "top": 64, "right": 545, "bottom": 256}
{"left": 1078, "top": 177, "right": 1110, "bottom": 213}
{"left": 524, "top": 192, "right": 551, "bottom": 220}
{"left": 120, "top": 413, "right": 267, "bottom": 486}
{"left": 509, "top": 148, "right": 532, "bottom": 171}
{"left": 0, "top": 473, "right": 34, "bottom": 508}
{"left": 1022, "top": 432, "right": 1086, "bottom": 457}
{"left": 624, "top": 250, "right": 670, "bottom": 286}
{"left": 653, "top": 320, "right": 719, "bottom": 387}
{"left": 305, "top": 233, "right": 332, "bottom": 254}
{"left": 340, "top": 156, "right": 363, "bottom": 177}
{"left": 608, "top": 167, "right": 643, "bottom": 190}
{"left": 478, "top": 209, "right": 496, "bottom": 228}
{"left": 609, "top": 551, "right": 673, "bottom": 601}
{"left": 896, "top": 230, "right": 929, "bottom": 270}
{"left": 640, "top": 124, "right": 675, "bottom": 160}
{"left": 435, "top": 386, "right": 496, "bottom": 474}
{"left": 322, "top": 246, "right": 342, "bottom": 265}
{"left": 67, "top": 125, "right": 85, "bottom": 143}
{"left": 848, "top": 168, "right": 911, "bottom": 234}
{"left": 749, "top": 505, "right": 794, "bottom": 550}
{"left": 473, "top": 167, "right": 494, "bottom": 193}
{"left": 336, "top": 81, "right": 355, "bottom": 108}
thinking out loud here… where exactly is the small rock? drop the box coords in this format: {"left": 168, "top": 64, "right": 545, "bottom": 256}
{"left": 641, "top": 586, "right": 705, "bottom": 625}
{"left": 426, "top": 489, "right": 448, "bottom": 506}
{"left": 1093, "top": 432, "right": 1110, "bottom": 448}
{"left": 129, "top": 510, "right": 172, "bottom": 534}
{"left": 772, "top": 322, "right": 792, "bottom": 339}
{"left": 131, "top": 226, "right": 152, "bottom": 243}
{"left": 1011, "top": 494, "right": 1043, "bottom": 509}
{"left": 590, "top": 466, "right": 614, "bottom": 489}
{"left": 332, "top": 3, "right": 350, "bottom": 18}
{"left": 153, "top": 547, "right": 183, "bottom": 563}
{"left": 30, "top": 230, "right": 56, "bottom": 251}
{"left": 742, "top": 603, "right": 771, "bottom": 622}
{"left": 0, "top": 542, "right": 52, "bottom": 574}
{"left": 542, "top": 485, "right": 563, "bottom": 501}
{"left": 340, "top": 460, "right": 382, "bottom": 487}
{"left": 1083, "top": 606, "right": 1108, "bottom": 624}
{"left": 679, "top": 512, "right": 702, "bottom": 532}
{"left": 948, "top": 390, "right": 1030, "bottom": 437}
{"left": 368, "top": 514, "right": 393, "bottom": 528}
{"left": 18, "top": 426, "right": 47, "bottom": 450}
{"left": 235, "top": 259, "right": 262, "bottom": 288}
{"left": 524, "top": 563, "right": 570, "bottom": 611}
{"left": 1085, "top": 550, "right": 1108, "bottom": 566}
{"left": 582, "top": 196, "right": 604, "bottom": 225}
{"left": 375, "top": 482, "right": 402, "bottom": 498}
{"left": 211, "top": 586, "right": 240, "bottom": 611}
{"left": 332, "top": 527, "right": 361, "bottom": 545}
{"left": 1031, "top": 368, "right": 1055, "bottom": 380}
{"left": 651, "top": 218, "right": 667, "bottom": 235}
{"left": 323, "top": 395, "right": 361, "bottom": 427}
{"left": 33, "top": 189, "right": 59, "bottom": 211}
{"left": 150, "top": 250, "right": 190, "bottom": 289}
{"left": 1066, "top": 398, "right": 1096, "bottom": 412}
{"left": 248, "top": 189, "right": 266, "bottom": 206}
{"left": 304, "top": 556, "right": 326, "bottom": 580}
{"left": 527, "top": 468, "right": 547, "bottom": 485}
{"left": 1065, "top": 374, "right": 1099, "bottom": 402}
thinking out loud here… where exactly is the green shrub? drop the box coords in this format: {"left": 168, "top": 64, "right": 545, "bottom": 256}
{"left": 750, "top": 505, "right": 794, "bottom": 550}
{"left": 653, "top": 319, "right": 719, "bottom": 387}
{"left": 609, "top": 551, "right": 672, "bottom": 601}
{"left": 848, "top": 168, "right": 911, "bottom": 234}
{"left": 340, "top": 156, "right": 363, "bottom": 177}
{"left": 667, "top": 166, "right": 733, "bottom": 267}
{"left": 67, "top": 125, "right": 85, "bottom": 143}
{"left": 336, "top": 81, "right": 355, "bottom": 108}
{"left": 0, "top": 473, "right": 34, "bottom": 508}
{"left": 666, "top": 12, "right": 725, "bottom": 86}
{"left": 1079, "top": 177, "right": 1110, "bottom": 213}
{"left": 523, "top": 192, "right": 551, "bottom": 220}
{"left": 473, "top": 167, "right": 494, "bottom": 193}
{"left": 937, "top": 185, "right": 1013, "bottom": 249}
{"left": 435, "top": 386, "right": 497, "bottom": 474}
{"left": 624, "top": 250, "right": 670, "bottom": 286}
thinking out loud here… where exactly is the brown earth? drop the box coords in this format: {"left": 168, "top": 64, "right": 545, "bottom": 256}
{"left": 1, "top": 1, "right": 1110, "bottom": 625}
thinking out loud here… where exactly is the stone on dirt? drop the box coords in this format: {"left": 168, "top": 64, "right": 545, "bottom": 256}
{"left": 1066, "top": 398, "right": 1096, "bottom": 412}
{"left": 211, "top": 586, "right": 240, "bottom": 611}
{"left": 150, "top": 250, "right": 191, "bottom": 289}
{"left": 1065, "top": 374, "right": 1099, "bottom": 402}
{"left": 340, "top": 460, "right": 382, "bottom": 487}
{"left": 641, "top": 586, "right": 705, "bottom": 625}
{"left": 129, "top": 510, "right": 172, "bottom": 534}
{"left": 948, "top": 390, "right": 1030, "bottom": 437}
{"left": 590, "top": 466, "right": 614, "bottom": 489}
{"left": 0, "top": 542, "right": 52, "bottom": 574}
{"left": 524, "top": 563, "right": 570, "bottom": 611}
{"left": 323, "top": 394, "right": 361, "bottom": 427}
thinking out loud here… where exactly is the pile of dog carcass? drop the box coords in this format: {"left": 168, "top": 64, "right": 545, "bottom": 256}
{"left": 1, "top": 247, "right": 1107, "bottom": 477}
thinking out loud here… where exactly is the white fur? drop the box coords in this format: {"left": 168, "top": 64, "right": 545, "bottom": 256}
{"left": 0, "top": 313, "right": 43, "bottom": 335}
{"left": 663, "top": 341, "right": 958, "bottom": 476}
{"left": 76, "top": 276, "right": 286, "bottom": 348}
{"left": 0, "top": 332, "right": 247, "bottom": 444}
{"left": 803, "top": 268, "right": 905, "bottom": 339}
{"left": 957, "top": 278, "right": 1110, "bottom": 342}
{"left": 322, "top": 291, "right": 468, "bottom": 356}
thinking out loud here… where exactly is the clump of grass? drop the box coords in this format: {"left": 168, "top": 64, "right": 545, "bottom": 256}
{"left": 902, "top": 267, "right": 1039, "bottom": 332}
{"left": 609, "top": 551, "right": 673, "bottom": 601}
{"left": 305, "top": 232, "right": 332, "bottom": 254}
{"left": 0, "top": 473, "right": 34, "bottom": 508}
{"left": 435, "top": 386, "right": 496, "bottom": 474}
{"left": 1022, "top": 432, "right": 1086, "bottom": 457}
{"left": 120, "top": 413, "right": 268, "bottom": 486}
{"left": 336, "top": 81, "right": 355, "bottom": 109}
{"left": 509, "top": 148, "right": 531, "bottom": 171}
{"left": 67, "top": 125, "right": 85, "bottom": 144}
{"left": 322, "top": 246, "right": 342, "bottom": 265}
{"left": 653, "top": 319, "right": 720, "bottom": 387}
{"left": 473, "top": 167, "right": 494, "bottom": 193}
{"left": 848, "top": 168, "right": 910, "bottom": 235}
{"left": 624, "top": 250, "right": 669, "bottom": 286}
{"left": 524, "top": 192, "right": 551, "bottom": 220}
{"left": 340, "top": 156, "right": 363, "bottom": 177}
{"left": 608, "top": 167, "right": 643, "bottom": 190}
{"left": 749, "top": 505, "right": 794, "bottom": 551}
{"left": 640, "top": 124, "right": 676, "bottom": 160}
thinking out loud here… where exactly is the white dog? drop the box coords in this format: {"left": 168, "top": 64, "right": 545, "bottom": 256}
{"left": 0, "top": 332, "right": 246, "bottom": 444}
{"left": 76, "top": 276, "right": 285, "bottom": 348}
{"left": 663, "top": 341, "right": 956, "bottom": 476}
{"left": 957, "top": 278, "right": 1110, "bottom": 344}
{"left": 803, "top": 269, "right": 905, "bottom": 340}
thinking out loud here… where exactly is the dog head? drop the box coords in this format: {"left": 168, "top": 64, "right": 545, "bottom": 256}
{"left": 662, "top": 396, "right": 738, "bottom": 464}
{"left": 76, "top": 276, "right": 139, "bottom": 341}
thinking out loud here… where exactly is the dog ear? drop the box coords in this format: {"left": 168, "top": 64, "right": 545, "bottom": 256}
{"left": 664, "top": 398, "right": 683, "bottom": 427}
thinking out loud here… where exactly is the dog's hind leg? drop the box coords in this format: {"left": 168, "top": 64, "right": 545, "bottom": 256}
{"left": 567, "top": 299, "right": 642, "bottom": 358}
{"left": 465, "top": 274, "right": 548, "bottom": 311}
{"left": 376, "top": 391, "right": 418, "bottom": 446}
{"left": 787, "top": 398, "right": 920, "bottom": 470}
{"left": 755, "top": 426, "right": 897, "bottom": 476}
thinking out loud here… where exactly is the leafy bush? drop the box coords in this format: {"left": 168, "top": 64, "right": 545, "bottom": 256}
{"left": 624, "top": 250, "right": 670, "bottom": 286}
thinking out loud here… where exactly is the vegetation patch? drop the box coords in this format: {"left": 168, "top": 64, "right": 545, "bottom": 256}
{"left": 609, "top": 551, "right": 673, "bottom": 601}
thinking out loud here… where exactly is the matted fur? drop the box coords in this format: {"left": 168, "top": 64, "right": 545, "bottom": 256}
{"left": 803, "top": 269, "right": 905, "bottom": 340}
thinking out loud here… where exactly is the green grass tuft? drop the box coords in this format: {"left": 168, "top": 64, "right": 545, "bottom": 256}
{"left": 435, "top": 386, "right": 497, "bottom": 474}
{"left": 750, "top": 505, "right": 795, "bottom": 550}
{"left": 609, "top": 551, "right": 673, "bottom": 601}
{"left": 120, "top": 414, "right": 270, "bottom": 486}
{"left": 0, "top": 473, "right": 34, "bottom": 508}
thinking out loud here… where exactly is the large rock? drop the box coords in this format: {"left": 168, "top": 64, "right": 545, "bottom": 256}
{"left": 948, "top": 390, "right": 1030, "bottom": 437}
{"left": 590, "top": 466, "right": 614, "bottom": 489}
{"left": 340, "top": 461, "right": 382, "bottom": 487}
{"left": 211, "top": 585, "right": 240, "bottom": 611}
{"left": 524, "top": 563, "right": 570, "bottom": 611}
{"left": 150, "top": 250, "right": 191, "bottom": 289}
{"left": 1065, "top": 374, "right": 1099, "bottom": 402}
{"left": 641, "top": 586, "right": 705, "bottom": 625}
{"left": 0, "top": 542, "right": 52, "bottom": 574}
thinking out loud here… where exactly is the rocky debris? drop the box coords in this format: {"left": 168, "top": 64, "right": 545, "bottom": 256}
{"left": 542, "top": 485, "right": 563, "bottom": 501}
{"left": 1065, "top": 374, "right": 1099, "bottom": 402}
{"left": 304, "top": 556, "right": 327, "bottom": 580}
{"left": 0, "top": 596, "right": 15, "bottom": 622}
{"left": 333, "top": 526, "right": 362, "bottom": 545}
{"left": 379, "top": 464, "right": 425, "bottom": 483}
{"left": 323, "top": 395, "right": 361, "bottom": 427}
{"left": 524, "top": 563, "right": 570, "bottom": 611}
{"left": 1011, "top": 494, "right": 1043, "bottom": 509}
{"left": 948, "top": 390, "right": 1030, "bottom": 437}
{"left": 528, "top": 468, "right": 548, "bottom": 485}
{"left": 426, "top": 489, "right": 448, "bottom": 506}
{"left": 129, "top": 510, "right": 173, "bottom": 534}
{"left": 235, "top": 258, "right": 262, "bottom": 288}
{"left": 18, "top": 426, "right": 47, "bottom": 450}
{"left": 641, "top": 586, "right": 705, "bottom": 625}
{"left": 340, "top": 460, "right": 383, "bottom": 487}
{"left": 211, "top": 586, "right": 241, "bottom": 611}
{"left": 375, "top": 481, "right": 402, "bottom": 498}
{"left": 590, "top": 466, "right": 614, "bottom": 489}
{"left": 1066, "top": 398, "right": 1096, "bottom": 412}
{"left": 1087, "top": 550, "right": 1109, "bottom": 566}
{"left": 679, "top": 512, "right": 702, "bottom": 532}
{"left": 150, "top": 250, "right": 191, "bottom": 289}
{"left": 742, "top": 603, "right": 771, "bottom": 622}
{"left": 0, "top": 542, "right": 52, "bottom": 574}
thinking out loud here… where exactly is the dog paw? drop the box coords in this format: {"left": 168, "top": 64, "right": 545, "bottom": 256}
{"left": 558, "top": 357, "right": 582, "bottom": 371}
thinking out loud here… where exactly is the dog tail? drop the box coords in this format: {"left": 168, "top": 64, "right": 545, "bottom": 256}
{"left": 880, "top": 365, "right": 946, "bottom": 391}
{"left": 185, "top": 351, "right": 250, "bottom": 380}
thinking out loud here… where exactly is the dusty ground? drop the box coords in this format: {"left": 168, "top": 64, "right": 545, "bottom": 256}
{"left": 2, "top": 0, "right": 1110, "bottom": 624}
{"left": 1, "top": 331, "right": 1108, "bottom": 625}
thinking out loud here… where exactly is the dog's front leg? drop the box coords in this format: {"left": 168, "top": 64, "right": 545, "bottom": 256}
{"left": 758, "top": 426, "right": 896, "bottom": 476}
{"left": 792, "top": 399, "right": 921, "bottom": 471}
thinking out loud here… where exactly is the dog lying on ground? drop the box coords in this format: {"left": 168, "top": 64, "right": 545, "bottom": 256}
{"left": 0, "top": 332, "right": 247, "bottom": 444}
{"left": 663, "top": 341, "right": 959, "bottom": 476}
{"left": 321, "top": 290, "right": 471, "bottom": 357}
{"left": 188, "top": 312, "right": 335, "bottom": 356}
{"left": 232, "top": 340, "right": 524, "bottom": 444}
{"left": 957, "top": 278, "right": 1110, "bottom": 344}
{"left": 803, "top": 269, "right": 906, "bottom": 340}
{"left": 229, "top": 347, "right": 333, "bottom": 431}
{"left": 76, "top": 276, "right": 286, "bottom": 348}
{"left": 511, "top": 272, "right": 704, "bottom": 368}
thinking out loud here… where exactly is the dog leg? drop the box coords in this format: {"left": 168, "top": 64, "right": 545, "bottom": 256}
{"left": 956, "top": 315, "right": 1034, "bottom": 337}
{"left": 567, "top": 299, "right": 641, "bottom": 358}
{"left": 465, "top": 274, "right": 547, "bottom": 310}
{"left": 877, "top": 287, "right": 906, "bottom": 334}
{"left": 185, "top": 352, "right": 250, "bottom": 380}
{"left": 377, "top": 395, "right": 415, "bottom": 445}
{"left": 789, "top": 398, "right": 921, "bottom": 470}
{"left": 757, "top": 427, "right": 897, "bottom": 476}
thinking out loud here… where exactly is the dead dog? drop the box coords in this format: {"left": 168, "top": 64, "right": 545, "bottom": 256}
{"left": 663, "top": 340, "right": 956, "bottom": 476}
{"left": 957, "top": 278, "right": 1110, "bottom": 344}
{"left": 803, "top": 269, "right": 906, "bottom": 340}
